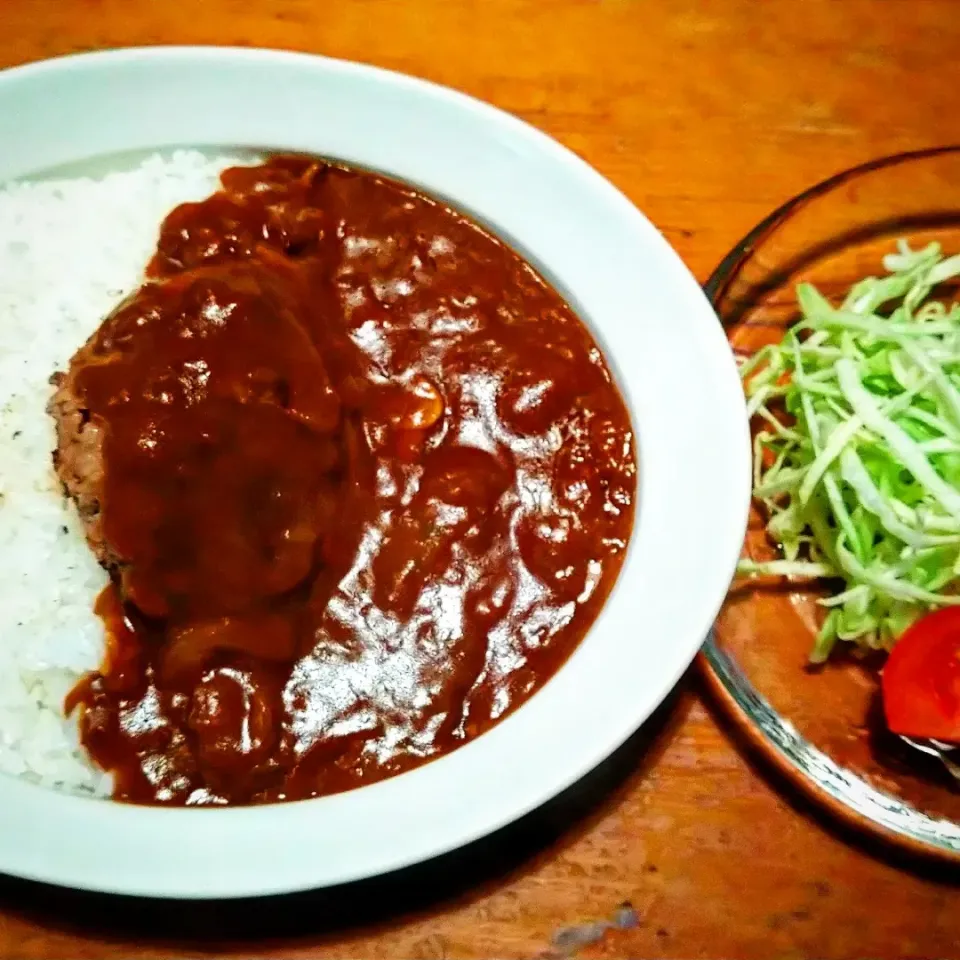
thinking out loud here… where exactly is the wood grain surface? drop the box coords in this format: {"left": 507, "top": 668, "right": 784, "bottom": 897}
{"left": 2, "top": 1, "right": 960, "bottom": 957}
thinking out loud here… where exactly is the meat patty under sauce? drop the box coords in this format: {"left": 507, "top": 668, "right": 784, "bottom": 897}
{"left": 53, "top": 155, "right": 636, "bottom": 805}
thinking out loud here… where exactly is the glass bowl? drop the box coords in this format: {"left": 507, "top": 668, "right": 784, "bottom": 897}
{"left": 701, "top": 146, "right": 960, "bottom": 862}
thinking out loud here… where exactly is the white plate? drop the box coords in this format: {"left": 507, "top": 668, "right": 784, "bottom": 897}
{"left": 0, "top": 47, "right": 750, "bottom": 898}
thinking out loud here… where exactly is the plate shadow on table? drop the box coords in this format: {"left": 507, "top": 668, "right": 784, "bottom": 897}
{"left": 0, "top": 674, "right": 691, "bottom": 950}
{"left": 697, "top": 670, "right": 960, "bottom": 886}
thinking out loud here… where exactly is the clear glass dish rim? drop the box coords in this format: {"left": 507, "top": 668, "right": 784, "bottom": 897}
{"left": 700, "top": 144, "right": 960, "bottom": 862}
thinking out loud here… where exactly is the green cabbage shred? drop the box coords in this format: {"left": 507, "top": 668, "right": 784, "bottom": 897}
{"left": 739, "top": 241, "right": 960, "bottom": 663}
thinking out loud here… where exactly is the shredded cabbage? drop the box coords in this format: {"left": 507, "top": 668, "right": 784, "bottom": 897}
{"left": 739, "top": 241, "right": 960, "bottom": 662}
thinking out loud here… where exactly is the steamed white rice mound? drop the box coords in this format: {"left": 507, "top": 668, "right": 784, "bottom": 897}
{"left": 0, "top": 150, "right": 249, "bottom": 795}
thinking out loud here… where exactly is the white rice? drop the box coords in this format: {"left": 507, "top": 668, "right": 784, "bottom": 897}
{"left": 0, "top": 150, "right": 250, "bottom": 795}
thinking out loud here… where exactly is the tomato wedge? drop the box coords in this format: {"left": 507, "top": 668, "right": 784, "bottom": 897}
{"left": 882, "top": 607, "right": 960, "bottom": 741}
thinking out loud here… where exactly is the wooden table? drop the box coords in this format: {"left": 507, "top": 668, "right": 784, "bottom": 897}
{"left": 2, "top": 1, "right": 959, "bottom": 957}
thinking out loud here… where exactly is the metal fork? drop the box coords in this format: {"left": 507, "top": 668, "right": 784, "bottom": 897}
{"left": 899, "top": 735, "right": 960, "bottom": 783}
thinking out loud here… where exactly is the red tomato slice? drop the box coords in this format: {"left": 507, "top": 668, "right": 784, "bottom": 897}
{"left": 882, "top": 607, "right": 960, "bottom": 741}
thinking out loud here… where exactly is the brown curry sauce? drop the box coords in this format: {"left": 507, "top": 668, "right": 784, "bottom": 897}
{"left": 63, "top": 155, "right": 636, "bottom": 805}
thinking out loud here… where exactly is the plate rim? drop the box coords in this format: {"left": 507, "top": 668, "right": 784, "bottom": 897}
{"left": 0, "top": 45, "right": 751, "bottom": 898}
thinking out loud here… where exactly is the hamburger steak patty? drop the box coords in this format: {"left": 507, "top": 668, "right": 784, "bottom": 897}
{"left": 49, "top": 369, "right": 114, "bottom": 568}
